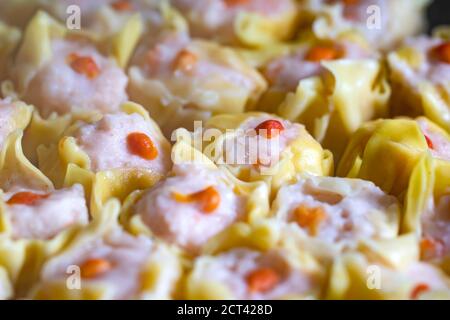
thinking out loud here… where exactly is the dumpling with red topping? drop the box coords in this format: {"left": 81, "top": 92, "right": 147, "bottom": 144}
{"left": 2, "top": 185, "right": 89, "bottom": 241}
{"left": 388, "top": 34, "right": 450, "bottom": 132}
{"left": 170, "top": 0, "right": 300, "bottom": 47}
{"left": 7, "top": 12, "right": 129, "bottom": 117}
{"left": 202, "top": 112, "right": 333, "bottom": 194}
{"left": 28, "top": 200, "right": 182, "bottom": 300}
{"left": 128, "top": 30, "right": 267, "bottom": 136}
{"left": 186, "top": 247, "right": 325, "bottom": 299}
{"left": 305, "top": 0, "right": 429, "bottom": 51}
{"left": 271, "top": 174, "right": 400, "bottom": 252}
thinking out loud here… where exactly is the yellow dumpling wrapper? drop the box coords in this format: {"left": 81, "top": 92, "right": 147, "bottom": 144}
{"left": 278, "top": 58, "right": 390, "bottom": 162}
{"left": 337, "top": 117, "right": 448, "bottom": 197}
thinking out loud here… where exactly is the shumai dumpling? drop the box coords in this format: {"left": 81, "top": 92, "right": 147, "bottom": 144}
{"left": 29, "top": 200, "right": 181, "bottom": 300}
{"left": 0, "top": 98, "right": 32, "bottom": 151}
{"left": 305, "top": 0, "right": 429, "bottom": 51}
{"left": 186, "top": 246, "right": 325, "bottom": 299}
{"left": 170, "top": 0, "right": 300, "bottom": 47}
{"left": 338, "top": 117, "right": 450, "bottom": 197}
{"left": 327, "top": 252, "right": 450, "bottom": 300}
{"left": 8, "top": 12, "right": 129, "bottom": 117}
{"left": 403, "top": 155, "right": 450, "bottom": 274}
{"left": 38, "top": 104, "right": 172, "bottom": 187}
{"left": 127, "top": 30, "right": 267, "bottom": 136}
{"left": 263, "top": 37, "right": 390, "bottom": 162}
{"left": 201, "top": 112, "right": 333, "bottom": 195}
{"left": 388, "top": 34, "right": 450, "bottom": 132}
{"left": 271, "top": 174, "right": 400, "bottom": 252}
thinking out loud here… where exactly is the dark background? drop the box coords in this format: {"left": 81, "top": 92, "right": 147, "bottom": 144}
{"left": 427, "top": 0, "right": 450, "bottom": 32}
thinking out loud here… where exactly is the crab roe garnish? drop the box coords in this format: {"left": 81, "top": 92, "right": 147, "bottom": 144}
{"left": 246, "top": 267, "right": 280, "bottom": 293}
{"left": 255, "top": 119, "right": 285, "bottom": 139}
{"left": 172, "top": 49, "right": 198, "bottom": 73}
{"left": 410, "top": 283, "right": 430, "bottom": 300}
{"left": 224, "top": 0, "right": 250, "bottom": 6}
{"left": 111, "top": 0, "right": 133, "bottom": 11}
{"left": 433, "top": 42, "right": 450, "bottom": 64}
{"left": 293, "top": 205, "right": 327, "bottom": 236}
{"left": 420, "top": 237, "right": 444, "bottom": 260}
{"left": 80, "top": 258, "right": 112, "bottom": 279}
{"left": 171, "top": 186, "right": 221, "bottom": 213}
{"left": 7, "top": 192, "right": 49, "bottom": 206}
{"left": 67, "top": 53, "right": 100, "bottom": 79}
{"left": 305, "top": 45, "right": 341, "bottom": 62}
{"left": 126, "top": 132, "right": 158, "bottom": 160}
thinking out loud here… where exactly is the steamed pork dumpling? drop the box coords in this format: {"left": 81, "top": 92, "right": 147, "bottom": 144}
{"left": 3, "top": 184, "right": 89, "bottom": 240}
{"left": 171, "top": 0, "right": 299, "bottom": 46}
{"left": 18, "top": 39, "right": 128, "bottom": 117}
{"left": 417, "top": 119, "right": 450, "bottom": 161}
{"left": 389, "top": 36, "right": 450, "bottom": 131}
{"left": 134, "top": 164, "right": 245, "bottom": 254}
{"left": 31, "top": 229, "right": 179, "bottom": 299}
{"left": 128, "top": 31, "right": 267, "bottom": 135}
{"left": 263, "top": 40, "right": 372, "bottom": 92}
{"left": 187, "top": 247, "right": 323, "bottom": 299}
{"left": 272, "top": 175, "right": 400, "bottom": 250}
{"left": 71, "top": 112, "right": 171, "bottom": 174}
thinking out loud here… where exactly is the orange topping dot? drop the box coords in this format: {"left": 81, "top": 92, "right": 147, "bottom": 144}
{"left": 410, "top": 283, "right": 430, "bottom": 300}
{"left": 127, "top": 132, "right": 158, "bottom": 160}
{"left": 224, "top": 0, "right": 250, "bottom": 6}
{"left": 424, "top": 134, "right": 434, "bottom": 149}
{"left": 80, "top": 258, "right": 112, "bottom": 279}
{"left": 343, "top": 0, "right": 360, "bottom": 5}
{"left": 420, "top": 237, "right": 444, "bottom": 260}
{"left": 68, "top": 53, "right": 100, "bottom": 79}
{"left": 294, "top": 205, "right": 327, "bottom": 236}
{"left": 305, "top": 45, "right": 341, "bottom": 62}
{"left": 434, "top": 42, "right": 450, "bottom": 64}
{"left": 172, "top": 49, "right": 197, "bottom": 73}
{"left": 7, "top": 192, "right": 49, "bottom": 206}
{"left": 246, "top": 268, "right": 280, "bottom": 293}
{"left": 111, "top": 0, "right": 133, "bottom": 11}
{"left": 255, "top": 119, "right": 284, "bottom": 139}
{"left": 171, "top": 186, "right": 221, "bottom": 214}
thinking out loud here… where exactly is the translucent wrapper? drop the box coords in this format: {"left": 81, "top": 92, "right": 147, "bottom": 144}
{"left": 28, "top": 199, "right": 183, "bottom": 300}
{"left": 337, "top": 117, "right": 449, "bottom": 197}
{"left": 278, "top": 58, "right": 390, "bottom": 162}
{"left": 305, "top": 0, "right": 429, "bottom": 51}
{"left": 200, "top": 112, "right": 333, "bottom": 196}
{"left": 128, "top": 36, "right": 267, "bottom": 136}
{"left": 388, "top": 30, "right": 450, "bottom": 133}
{"left": 120, "top": 138, "right": 270, "bottom": 254}
{"left": 36, "top": 102, "right": 168, "bottom": 217}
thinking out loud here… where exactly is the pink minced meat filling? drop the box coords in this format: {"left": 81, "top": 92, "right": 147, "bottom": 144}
{"left": 222, "top": 115, "right": 301, "bottom": 168}
{"left": 264, "top": 41, "right": 372, "bottom": 91}
{"left": 22, "top": 39, "right": 128, "bottom": 117}
{"left": 193, "top": 248, "right": 321, "bottom": 299}
{"left": 73, "top": 112, "right": 171, "bottom": 174}
{"left": 275, "top": 176, "right": 399, "bottom": 249}
{"left": 0, "top": 99, "right": 19, "bottom": 150}
{"left": 5, "top": 184, "right": 89, "bottom": 240}
{"left": 135, "top": 164, "right": 245, "bottom": 254}
{"left": 38, "top": 229, "right": 176, "bottom": 299}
